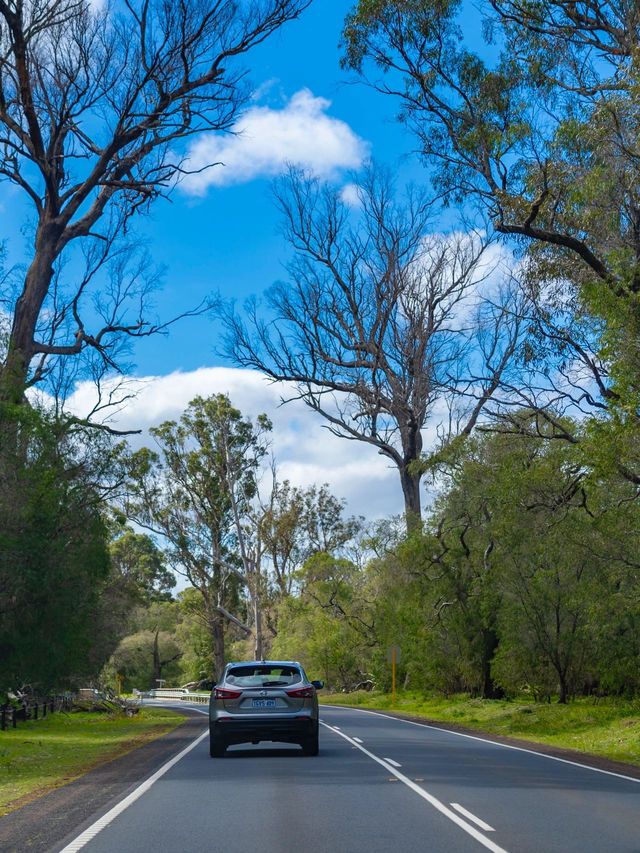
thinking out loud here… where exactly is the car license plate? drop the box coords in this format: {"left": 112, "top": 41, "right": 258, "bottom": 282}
{"left": 252, "top": 699, "right": 276, "bottom": 708}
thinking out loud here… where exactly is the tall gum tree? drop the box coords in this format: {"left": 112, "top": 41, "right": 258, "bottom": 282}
{"left": 224, "top": 166, "right": 521, "bottom": 530}
{"left": 0, "top": 0, "right": 310, "bottom": 403}
{"left": 125, "top": 394, "right": 271, "bottom": 677}
{"left": 342, "top": 0, "right": 640, "bottom": 482}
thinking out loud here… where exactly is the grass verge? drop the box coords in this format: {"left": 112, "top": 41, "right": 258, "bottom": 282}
{"left": 0, "top": 706, "right": 184, "bottom": 815}
{"left": 321, "top": 691, "right": 640, "bottom": 767}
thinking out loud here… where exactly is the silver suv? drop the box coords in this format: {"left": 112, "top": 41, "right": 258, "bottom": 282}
{"left": 209, "top": 661, "right": 323, "bottom": 757}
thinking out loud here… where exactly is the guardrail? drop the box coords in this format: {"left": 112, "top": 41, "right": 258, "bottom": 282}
{"left": 181, "top": 693, "right": 209, "bottom": 704}
{"left": 148, "top": 689, "right": 187, "bottom": 699}
{"left": 143, "top": 689, "right": 210, "bottom": 704}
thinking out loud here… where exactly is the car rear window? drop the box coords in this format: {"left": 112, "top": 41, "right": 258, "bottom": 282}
{"left": 225, "top": 665, "right": 302, "bottom": 688}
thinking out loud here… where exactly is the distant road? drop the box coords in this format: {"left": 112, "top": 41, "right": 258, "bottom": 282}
{"left": 54, "top": 702, "right": 640, "bottom": 853}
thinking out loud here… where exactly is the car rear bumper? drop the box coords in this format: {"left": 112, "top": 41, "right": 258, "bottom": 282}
{"left": 211, "top": 715, "right": 317, "bottom": 744}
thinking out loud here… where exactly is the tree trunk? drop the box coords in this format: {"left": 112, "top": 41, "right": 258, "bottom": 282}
{"left": 152, "top": 628, "right": 161, "bottom": 686}
{"left": 558, "top": 673, "right": 569, "bottom": 704}
{"left": 254, "top": 578, "right": 263, "bottom": 660}
{"left": 480, "top": 628, "right": 503, "bottom": 699}
{"left": 1, "top": 232, "right": 59, "bottom": 404}
{"left": 399, "top": 463, "right": 422, "bottom": 533}
{"left": 211, "top": 612, "right": 226, "bottom": 681}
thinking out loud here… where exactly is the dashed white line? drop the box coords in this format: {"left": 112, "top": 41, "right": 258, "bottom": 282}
{"left": 353, "top": 736, "right": 363, "bottom": 743}
{"left": 321, "top": 722, "right": 508, "bottom": 853}
{"left": 320, "top": 705, "right": 640, "bottom": 785}
{"left": 383, "top": 757, "right": 402, "bottom": 768}
{"left": 451, "top": 803, "right": 495, "bottom": 832}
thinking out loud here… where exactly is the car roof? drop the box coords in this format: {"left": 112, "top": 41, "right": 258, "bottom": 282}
{"left": 225, "top": 660, "right": 302, "bottom": 668}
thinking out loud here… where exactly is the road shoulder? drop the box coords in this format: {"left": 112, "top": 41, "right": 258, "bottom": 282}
{"left": 0, "top": 710, "right": 207, "bottom": 853}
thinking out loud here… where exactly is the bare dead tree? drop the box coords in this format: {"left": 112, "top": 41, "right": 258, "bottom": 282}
{"left": 0, "top": 0, "right": 310, "bottom": 404}
{"left": 223, "top": 166, "right": 522, "bottom": 530}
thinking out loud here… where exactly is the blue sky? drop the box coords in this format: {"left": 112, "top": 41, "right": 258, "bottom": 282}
{"left": 131, "top": 0, "right": 423, "bottom": 375}
{"left": 20, "top": 0, "right": 496, "bottom": 521}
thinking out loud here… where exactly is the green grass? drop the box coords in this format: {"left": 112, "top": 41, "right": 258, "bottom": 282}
{"left": 0, "top": 706, "right": 184, "bottom": 815}
{"left": 321, "top": 691, "right": 640, "bottom": 767}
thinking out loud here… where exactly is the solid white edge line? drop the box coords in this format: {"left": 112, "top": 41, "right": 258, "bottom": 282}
{"left": 451, "top": 803, "right": 495, "bottom": 832}
{"left": 59, "top": 710, "right": 209, "bottom": 852}
{"left": 320, "top": 705, "right": 640, "bottom": 785}
{"left": 321, "top": 722, "right": 508, "bottom": 853}
{"left": 383, "top": 757, "right": 402, "bottom": 768}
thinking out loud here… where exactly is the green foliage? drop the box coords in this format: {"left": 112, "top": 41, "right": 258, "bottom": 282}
{"left": 0, "top": 404, "right": 112, "bottom": 697}
{"left": 270, "top": 553, "right": 373, "bottom": 689}
{"left": 102, "top": 630, "right": 183, "bottom": 692}
{"left": 260, "top": 480, "right": 362, "bottom": 599}
{"left": 271, "top": 418, "right": 640, "bottom": 703}
{"left": 125, "top": 393, "right": 271, "bottom": 676}
{"left": 108, "top": 527, "right": 175, "bottom": 605}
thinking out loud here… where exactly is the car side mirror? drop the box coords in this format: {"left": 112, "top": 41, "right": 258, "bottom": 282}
{"left": 311, "top": 680, "right": 324, "bottom": 690}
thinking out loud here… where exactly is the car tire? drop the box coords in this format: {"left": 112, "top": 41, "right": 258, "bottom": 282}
{"left": 301, "top": 731, "right": 319, "bottom": 756}
{"left": 209, "top": 728, "right": 226, "bottom": 758}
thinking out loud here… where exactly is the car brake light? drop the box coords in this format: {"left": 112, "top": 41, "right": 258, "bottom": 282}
{"left": 214, "top": 687, "right": 242, "bottom": 700}
{"left": 285, "top": 686, "right": 315, "bottom": 698}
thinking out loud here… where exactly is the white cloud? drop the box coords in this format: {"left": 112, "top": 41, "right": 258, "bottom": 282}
{"left": 62, "top": 367, "right": 403, "bottom": 521}
{"left": 339, "top": 182, "right": 362, "bottom": 208}
{"left": 181, "top": 88, "right": 369, "bottom": 195}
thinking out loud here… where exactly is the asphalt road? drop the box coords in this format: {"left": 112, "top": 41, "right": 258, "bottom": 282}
{"left": 53, "top": 703, "right": 640, "bottom": 853}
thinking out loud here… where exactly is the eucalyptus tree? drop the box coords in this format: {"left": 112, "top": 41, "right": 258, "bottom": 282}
{"left": 421, "top": 416, "right": 640, "bottom": 701}
{"left": 224, "top": 166, "right": 521, "bottom": 530}
{"left": 342, "top": 0, "right": 640, "bottom": 481}
{"left": 0, "top": 0, "right": 310, "bottom": 404}
{"left": 125, "top": 394, "right": 271, "bottom": 676}
{"left": 260, "top": 481, "right": 363, "bottom": 599}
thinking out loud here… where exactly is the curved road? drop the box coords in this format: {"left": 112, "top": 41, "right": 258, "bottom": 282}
{"left": 54, "top": 702, "right": 640, "bottom": 853}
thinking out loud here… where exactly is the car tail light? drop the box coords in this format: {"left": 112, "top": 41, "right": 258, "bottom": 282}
{"left": 285, "top": 686, "right": 315, "bottom": 698}
{"left": 214, "top": 687, "right": 242, "bottom": 700}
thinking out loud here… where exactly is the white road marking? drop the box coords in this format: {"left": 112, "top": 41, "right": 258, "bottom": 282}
{"left": 321, "top": 705, "right": 640, "bottom": 785}
{"left": 353, "top": 737, "right": 363, "bottom": 743}
{"left": 321, "top": 722, "right": 508, "bottom": 853}
{"left": 60, "top": 711, "right": 209, "bottom": 852}
{"left": 451, "top": 803, "right": 495, "bottom": 832}
{"left": 383, "top": 757, "right": 402, "bottom": 768}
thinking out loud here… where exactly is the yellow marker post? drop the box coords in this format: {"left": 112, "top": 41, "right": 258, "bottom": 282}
{"left": 387, "top": 645, "right": 401, "bottom": 706}
{"left": 391, "top": 645, "right": 396, "bottom": 706}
